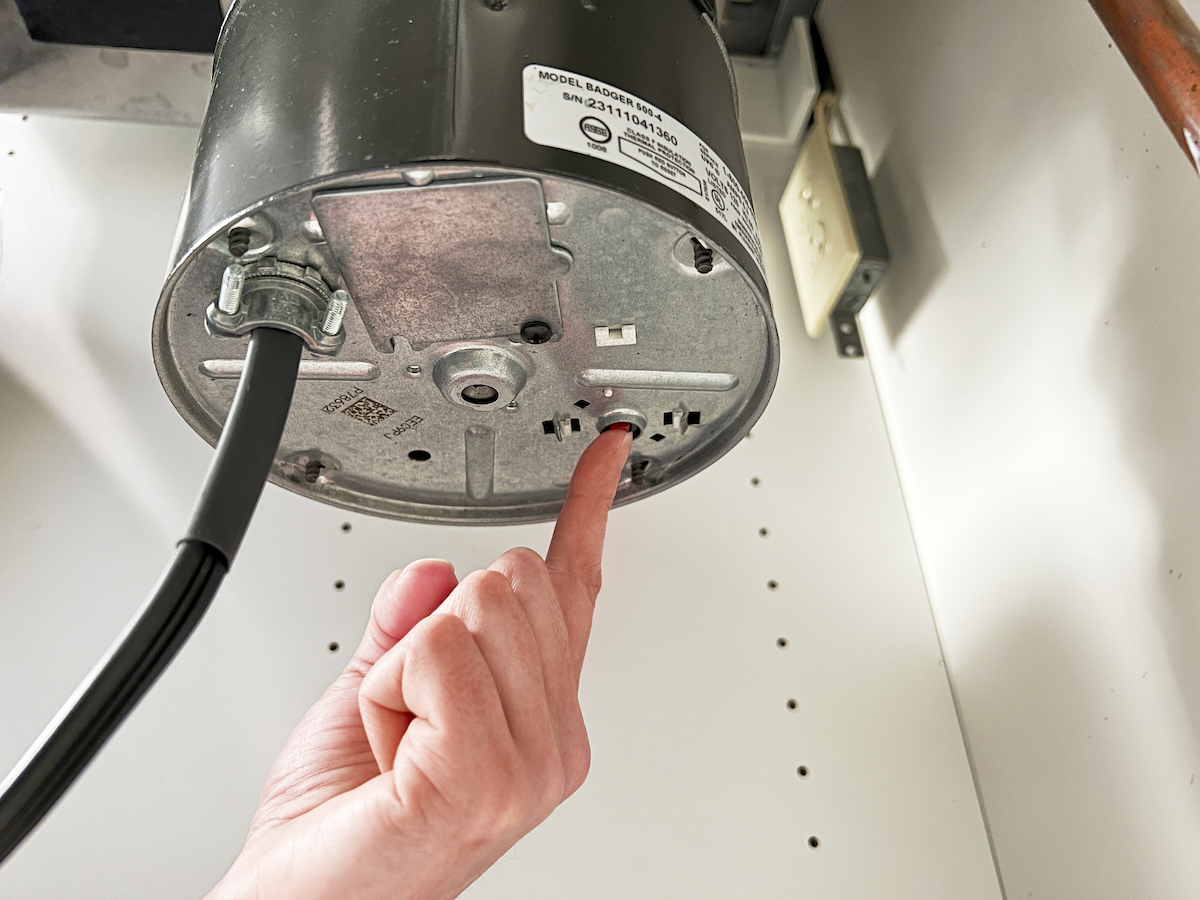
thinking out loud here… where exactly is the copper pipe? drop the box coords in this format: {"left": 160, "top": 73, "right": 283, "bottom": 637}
{"left": 1089, "top": 0, "right": 1200, "bottom": 170}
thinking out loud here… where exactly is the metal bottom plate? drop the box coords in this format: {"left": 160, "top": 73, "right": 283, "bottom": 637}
{"left": 153, "top": 165, "right": 779, "bottom": 524}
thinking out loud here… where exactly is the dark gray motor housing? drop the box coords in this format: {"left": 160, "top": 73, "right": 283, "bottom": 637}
{"left": 154, "top": 0, "right": 780, "bottom": 524}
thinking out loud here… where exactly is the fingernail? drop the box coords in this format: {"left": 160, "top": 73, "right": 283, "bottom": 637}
{"left": 405, "top": 558, "right": 455, "bottom": 573}
{"left": 381, "top": 559, "right": 454, "bottom": 590}
{"left": 380, "top": 566, "right": 407, "bottom": 589}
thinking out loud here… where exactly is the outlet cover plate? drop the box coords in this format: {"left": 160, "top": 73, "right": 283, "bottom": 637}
{"left": 778, "top": 115, "right": 863, "bottom": 338}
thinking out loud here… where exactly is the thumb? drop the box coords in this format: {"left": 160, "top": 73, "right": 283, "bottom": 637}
{"left": 345, "top": 559, "right": 460, "bottom": 676}
{"left": 246, "top": 560, "right": 459, "bottom": 837}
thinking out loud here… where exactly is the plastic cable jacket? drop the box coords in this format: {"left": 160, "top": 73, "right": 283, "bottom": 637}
{"left": 184, "top": 326, "right": 304, "bottom": 563}
{"left": 0, "top": 328, "right": 304, "bottom": 865}
{"left": 0, "top": 542, "right": 226, "bottom": 863}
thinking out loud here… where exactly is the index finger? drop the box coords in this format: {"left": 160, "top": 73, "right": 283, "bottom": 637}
{"left": 545, "top": 427, "right": 632, "bottom": 601}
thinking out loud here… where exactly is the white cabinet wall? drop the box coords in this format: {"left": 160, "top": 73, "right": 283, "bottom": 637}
{"left": 820, "top": 1, "right": 1200, "bottom": 897}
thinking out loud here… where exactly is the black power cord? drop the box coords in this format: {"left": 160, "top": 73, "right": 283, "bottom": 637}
{"left": 0, "top": 326, "right": 304, "bottom": 865}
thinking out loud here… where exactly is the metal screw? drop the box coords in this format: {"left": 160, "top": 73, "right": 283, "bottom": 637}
{"left": 228, "top": 226, "right": 251, "bottom": 258}
{"left": 218, "top": 263, "right": 245, "bottom": 315}
{"left": 691, "top": 238, "right": 714, "bottom": 274}
{"left": 520, "top": 320, "right": 553, "bottom": 344}
{"left": 406, "top": 364, "right": 423, "bottom": 376}
{"left": 322, "top": 290, "right": 349, "bottom": 335}
{"left": 304, "top": 460, "right": 324, "bottom": 484}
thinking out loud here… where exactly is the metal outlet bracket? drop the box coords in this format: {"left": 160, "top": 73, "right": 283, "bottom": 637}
{"left": 206, "top": 259, "right": 346, "bottom": 356}
{"left": 830, "top": 312, "right": 863, "bottom": 358}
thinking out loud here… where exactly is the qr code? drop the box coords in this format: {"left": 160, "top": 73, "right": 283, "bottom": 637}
{"left": 342, "top": 396, "right": 396, "bottom": 426}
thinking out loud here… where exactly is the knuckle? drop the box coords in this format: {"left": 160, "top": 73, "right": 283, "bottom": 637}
{"left": 452, "top": 747, "right": 576, "bottom": 844}
{"left": 464, "top": 567, "right": 514, "bottom": 600}
{"left": 502, "top": 546, "right": 545, "bottom": 573}
{"left": 472, "top": 764, "right": 536, "bottom": 838}
{"left": 419, "top": 613, "right": 471, "bottom": 655}
{"left": 561, "top": 716, "right": 592, "bottom": 796}
{"left": 564, "top": 739, "right": 591, "bottom": 795}
{"left": 476, "top": 742, "right": 569, "bottom": 835}
{"left": 576, "top": 565, "right": 602, "bottom": 600}
{"left": 538, "top": 756, "right": 569, "bottom": 811}
{"left": 460, "top": 570, "right": 519, "bottom": 620}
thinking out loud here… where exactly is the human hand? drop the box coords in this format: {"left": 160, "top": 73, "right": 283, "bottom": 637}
{"left": 206, "top": 428, "right": 633, "bottom": 900}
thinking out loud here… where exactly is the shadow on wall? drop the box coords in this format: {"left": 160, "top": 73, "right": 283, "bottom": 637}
{"left": 869, "top": 137, "right": 948, "bottom": 345}
{"left": 918, "top": 0, "right": 1200, "bottom": 746}
{"left": 821, "top": 0, "right": 1200, "bottom": 894}
{"left": 0, "top": 114, "right": 205, "bottom": 537}
{"left": 1094, "top": 129, "right": 1200, "bottom": 752}
{"left": 835, "top": 0, "right": 1200, "bottom": 753}
{"left": 964, "top": 609, "right": 1159, "bottom": 900}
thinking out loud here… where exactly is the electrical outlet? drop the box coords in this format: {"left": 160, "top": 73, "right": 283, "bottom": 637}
{"left": 779, "top": 105, "right": 864, "bottom": 338}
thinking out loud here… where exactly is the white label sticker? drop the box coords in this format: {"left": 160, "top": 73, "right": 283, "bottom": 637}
{"left": 523, "top": 64, "right": 765, "bottom": 277}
